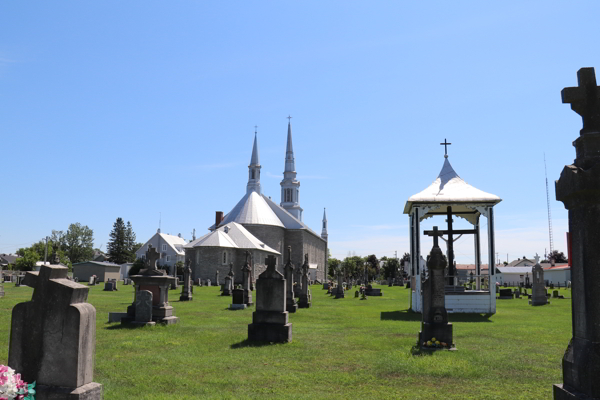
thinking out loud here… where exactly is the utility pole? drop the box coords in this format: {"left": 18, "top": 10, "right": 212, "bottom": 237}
{"left": 43, "top": 236, "right": 48, "bottom": 264}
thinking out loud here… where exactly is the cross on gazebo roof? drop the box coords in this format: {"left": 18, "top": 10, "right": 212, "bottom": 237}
{"left": 562, "top": 67, "right": 600, "bottom": 134}
{"left": 440, "top": 138, "right": 451, "bottom": 158}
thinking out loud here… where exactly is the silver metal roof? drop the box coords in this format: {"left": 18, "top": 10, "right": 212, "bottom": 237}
{"left": 497, "top": 267, "right": 534, "bottom": 274}
{"left": 186, "top": 222, "right": 280, "bottom": 254}
{"left": 216, "top": 191, "right": 285, "bottom": 228}
{"left": 404, "top": 157, "right": 502, "bottom": 215}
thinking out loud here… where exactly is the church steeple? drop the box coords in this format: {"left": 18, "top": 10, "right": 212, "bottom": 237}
{"left": 247, "top": 130, "right": 262, "bottom": 195}
{"left": 280, "top": 117, "right": 303, "bottom": 220}
{"left": 321, "top": 208, "right": 328, "bottom": 241}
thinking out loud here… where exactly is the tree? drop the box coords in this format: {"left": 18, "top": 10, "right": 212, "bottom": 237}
{"left": 328, "top": 258, "right": 341, "bottom": 279}
{"left": 15, "top": 248, "right": 40, "bottom": 271}
{"left": 64, "top": 223, "right": 95, "bottom": 264}
{"left": 107, "top": 218, "right": 128, "bottom": 264}
{"left": 548, "top": 250, "right": 568, "bottom": 263}
{"left": 383, "top": 257, "right": 400, "bottom": 279}
{"left": 125, "top": 221, "right": 138, "bottom": 262}
{"left": 128, "top": 257, "right": 146, "bottom": 277}
{"left": 366, "top": 254, "right": 379, "bottom": 279}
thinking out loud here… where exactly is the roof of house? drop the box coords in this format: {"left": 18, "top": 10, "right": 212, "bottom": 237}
{"left": 455, "top": 264, "right": 490, "bottom": 270}
{"left": 497, "top": 266, "right": 534, "bottom": 274}
{"left": 543, "top": 263, "right": 570, "bottom": 271}
{"left": 0, "top": 254, "right": 19, "bottom": 264}
{"left": 506, "top": 258, "right": 536, "bottom": 267}
{"left": 186, "top": 222, "right": 280, "bottom": 255}
{"left": 137, "top": 232, "right": 187, "bottom": 257}
{"left": 404, "top": 157, "right": 501, "bottom": 217}
{"left": 73, "top": 260, "right": 121, "bottom": 268}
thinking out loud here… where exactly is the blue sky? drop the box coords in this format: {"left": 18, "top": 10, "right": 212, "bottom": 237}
{"left": 1, "top": 2, "right": 598, "bottom": 263}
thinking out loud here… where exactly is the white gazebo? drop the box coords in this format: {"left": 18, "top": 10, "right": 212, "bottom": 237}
{"left": 404, "top": 151, "right": 501, "bottom": 314}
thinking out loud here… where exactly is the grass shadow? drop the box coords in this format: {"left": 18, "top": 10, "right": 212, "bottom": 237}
{"left": 380, "top": 309, "right": 421, "bottom": 322}
{"left": 410, "top": 345, "right": 434, "bottom": 356}
{"left": 230, "top": 339, "right": 279, "bottom": 349}
{"left": 448, "top": 313, "right": 493, "bottom": 323}
{"left": 105, "top": 323, "right": 146, "bottom": 330}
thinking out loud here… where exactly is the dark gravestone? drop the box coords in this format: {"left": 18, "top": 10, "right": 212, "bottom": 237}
{"left": 283, "top": 247, "right": 298, "bottom": 313}
{"left": 222, "top": 263, "right": 234, "bottom": 296}
{"left": 554, "top": 67, "right": 600, "bottom": 400}
{"left": 8, "top": 264, "right": 103, "bottom": 399}
{"left": 334, "top": 268, "right": 345, "bottom": 299}
{"left": 103, "top": 281, "right": 116, "bottom": 291}
{"left": 242, "top": 251, "right": 253, "bottom": 306}
{"left": 365, "top": 285, "right": 382, "bottom": 296}
{"left": 298, "top": 254, "right": 312, "bottom": 308}
{"left": 133, "top": 290, "right": 155, "bottom": 326}
{"left": 418, "top": 227, "right": 453, "bottom": 349}
{"left": 498, "top": 289, "right": 514, "bottom": 299}
{"left": 179, "top": 259, "right": 193, "bottom": 301}
{"left": 248, "top": 255, "right": 292, "bottom": 343}
{"left": 531, "top": 256, "right": 548, "bottom": 306}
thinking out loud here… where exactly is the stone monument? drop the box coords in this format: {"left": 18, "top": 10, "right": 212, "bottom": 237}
{"left": 554, "top": 67, "right": 600, "bottom": 399}
{"left": 216, "top": 269, "right": 220, "bottom": 287}
{"left": 530, "top": 254, "right": 548, "bottom": 306}
{"left": 180, "top": 259, "right": 193, "bottom": 301}
{"left": 419, "top": 226, "right": 454, "bottom": 350}
{"left": 248, "top": 255, "right": 292, "bottom": 343}
{"left": 335, "top": 267, "right": 345, "bottom": 299}
{"left": 298, "top": 254, "right": 312, "bottom": 308}
{"left": 242, "top": 251, "right": 253, "bottom": 306}
{"left": 121, "top": 244, "right": 178, "bottom": 325}
{"left": 9, "top": 263, "right": 103, "bottom": 399}
{"left": 283, "top": 246, "right": 298, "bottom": 313}
{"left": 222, "top": 263, "right": 234, "bottom": 296}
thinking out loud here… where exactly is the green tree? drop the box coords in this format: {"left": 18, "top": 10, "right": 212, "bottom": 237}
{"left": 328, "top": 257, "right": 341, "bottom": 279}
{"left": 107, "top": 218, "right": 128, "bottom": 264}
{"left": 548, "top": 250, "right": 568, "bottom": 263}
{"left": 64, "top": 223, "right": 95, "bottom": 263}
{"left": 15, "top": 248, "right": 40, "bottom": 271}
{"left": 383, "top": 257, "right": 400, "bottom": 279}
{"left": 125, "top": 221, "right": 138, "bottom": 262}
{"left": 128, "top": 257, "right": 146, "bottom": 277}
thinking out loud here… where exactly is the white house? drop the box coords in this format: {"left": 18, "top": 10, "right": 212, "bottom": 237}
{"left": 136, "top": 230, "right": 187, "bottom": 271}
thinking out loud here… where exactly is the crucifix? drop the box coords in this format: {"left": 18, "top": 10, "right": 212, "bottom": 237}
{"left": 287, "top": 115, "right": 292, "bottom": 122}
{"left": 562, "top": 67, "right": 600, "bottom": 134}
{"left": 424, "top": 206, "right": 477, "bottom": 285}
{"left": 440, "top": 138, "right": 452, "bottom": 157}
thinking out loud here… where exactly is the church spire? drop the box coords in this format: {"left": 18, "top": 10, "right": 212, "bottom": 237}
{"left": 280, "top": 117, "right": 303, "bottom": 220}
{"left": 321, "top": 208, "right": 328, "bottom": 241}
{"left": 247, "top": 129, "right": 262, "bottom": 195}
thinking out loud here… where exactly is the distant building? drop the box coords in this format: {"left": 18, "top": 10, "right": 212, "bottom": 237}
{"left": 92, "top": 250, "right": 110, "bottom": 262}
{"left": 73, "top": 261, "right": 121, "bottom": 282}
{"left": 0, "top": 254, "right": 19, "bottom": 269}
{"left": 135, "top": 230, "right": 186, "bottom": 271}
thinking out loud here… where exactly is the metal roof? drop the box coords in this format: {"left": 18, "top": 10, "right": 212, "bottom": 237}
{"left": 187, "top": 222, "right": 280, "bottom": 254}
{"left": 216, "top": 191, "right": 285, "bottom": 228}
{"left": 404, "top": 157, "right": 501, "bottom": 215}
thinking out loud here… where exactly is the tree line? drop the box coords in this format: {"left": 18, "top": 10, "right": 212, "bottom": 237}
{"left": 327, "top": 252, "right": 410, "bottom": 282}
{"left": 12, "top": 218, "right": 142, "bottom": 271}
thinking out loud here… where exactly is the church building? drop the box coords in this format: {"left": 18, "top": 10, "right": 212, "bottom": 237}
{"left": 185, "top": 121, "right": 328, "bottom": 284}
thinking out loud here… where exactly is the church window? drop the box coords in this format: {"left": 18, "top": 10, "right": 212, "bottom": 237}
{"left": 252, "top": 170, "right": 255, "bottom": 180}
{"left": 223, "top": 251, "right": 227, "bottom": 265}
{"left": 323, "top": 221, "right": 326, "bottom": 229}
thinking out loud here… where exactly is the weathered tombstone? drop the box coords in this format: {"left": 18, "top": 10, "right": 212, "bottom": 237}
{"left": 121, "top": 244, "right": 179, "bottom": 325}
{"left": 170, "top": 276, "right": 179, "bottom": 290}
{"left": 215, "top": 269, "right": 220, "bottom": 287}
{"left": 365, "top": 284, "right": 382, "bottom": 296}
{"left": 248, "top": 255, "right": 292, "bottom": 343}
{"left": 133, "top": 290, "right": 156, "bottom": 326}
{"left": 179, "top": 259, "right": 193, "bottom": 301}
{"left": 222, "top": 263, "right": 234, "bottom": 296}
{"left": 231, "top": 285, "right": 246, "bottom": 310}
{"left": 554, "top": 67, "right": 600, "bottom": 399}
{"left": 283, "top": 246, "right": 298, "bottom": 313}
{"left": 354, "top": 290, "right": 359, "bottom": 298}
{"left": 298, "top": 254, "right": 312, "bottom": 308}
{"left": 8, "top": 263, "right": 103, "bottom": 399}
{"left": 295, "top": 261, "right": 303, "bottom": 295}
{"left": 195, "top": 278, "right": 202, "bottom": 286}
{"left": 88, "top": 275, "right": 96, "bottom": 286}
{"left": 335, "top": 268, "right": 345, "bottom": 299}
{"left": 553, "top": 290, "right": 560, "bottom": 299}
{"left": 207, "top": 279, "right": 211, "bottom": 287}
{"left": 418, "top": 226, "right": 454, "bottom": 350}
{"left": 103, "top": 281, "right": 116, "bottom": 291}
{"left": 323, "top": 282, "right": 329, "bottom": 290}
{"left": 242, "top": 251, "right": 253, "bottom": 306}
{"left": 530, "top": 255, "right": 548, "bottom": 306}
{"left": 498, "top": 288, "right": 513, "bottom": 299}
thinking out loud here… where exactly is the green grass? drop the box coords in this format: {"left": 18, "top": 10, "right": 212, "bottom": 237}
{"left": 0, "top": 284, "right": 571, "bottom": 399}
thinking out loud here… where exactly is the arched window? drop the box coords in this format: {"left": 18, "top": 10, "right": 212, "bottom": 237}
{"left": 251, "top": 170, "right": 255, "bottom": 180}
{"left": 223, "top": 251, "right": 227, "bottom": 265}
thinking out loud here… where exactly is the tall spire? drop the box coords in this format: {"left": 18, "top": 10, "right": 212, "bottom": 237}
{"left": 247, "top": 129, "right": 262, "bottom": 195}
{"left": 321, "top": 208, "right": 328, "bottom": 241}
{"left": 280, "top": 117, "right": 303, "bottom": 220}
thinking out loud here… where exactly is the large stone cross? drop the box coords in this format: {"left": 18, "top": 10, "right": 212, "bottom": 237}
{"left": 534, "top": 253, "right": 540, "bottom": 264}
{"left": 146, "top": 244, "right": 160, "bottom": 270}
{"left": 562, "top": 67, "right": 600, "bottom": 134}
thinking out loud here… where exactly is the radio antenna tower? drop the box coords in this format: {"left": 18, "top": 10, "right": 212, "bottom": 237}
{"left": 544, "top": 153, "right": 554, "bottom": 257}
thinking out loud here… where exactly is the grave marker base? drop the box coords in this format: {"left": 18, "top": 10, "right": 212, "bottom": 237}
{"left": 36, "top": 381, "right": 103, "bottom": 400}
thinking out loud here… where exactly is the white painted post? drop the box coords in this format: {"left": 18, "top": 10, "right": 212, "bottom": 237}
{"left": 487, "top": 206, "right": 496, "bottom": 313}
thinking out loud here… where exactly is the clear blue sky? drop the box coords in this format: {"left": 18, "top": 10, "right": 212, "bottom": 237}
{"left": 1, "top": 2, "right": 598, "bottom": 263}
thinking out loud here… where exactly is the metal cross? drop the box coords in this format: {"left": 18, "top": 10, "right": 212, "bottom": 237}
{"left": 287, "top": 115, "right": 292, "bottom": 122}
{"left": 562, "top": 67, "right": 600, "bottom": 134}
{"left": 440, "top": 138, "right": 452, "bottom": 156}
{"left": 254, "top": 125, "right": 258, "bottom": 134}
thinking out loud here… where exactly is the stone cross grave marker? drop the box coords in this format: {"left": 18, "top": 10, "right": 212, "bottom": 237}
{"left": 9, "top": 264, "right": 102, "bottom": 399}
{"left": 561, "top": 67, "right": 600, "bottom": 134}
{"left": 283, "top": 246, "right": 298, "bottom": 313}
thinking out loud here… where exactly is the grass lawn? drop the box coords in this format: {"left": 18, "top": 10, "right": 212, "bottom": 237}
{"left": 0, "top": 283, "right": 571, "bottom": 399}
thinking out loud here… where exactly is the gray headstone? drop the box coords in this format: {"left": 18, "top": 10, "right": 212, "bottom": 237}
{"left": 135, "top": 290, "right": 154, "bottom": 323}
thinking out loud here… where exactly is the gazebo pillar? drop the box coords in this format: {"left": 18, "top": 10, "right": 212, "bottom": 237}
{"left": 410, "top": 207, "right": 422, "bottom": 312}
{"left": 474, "top": 216, "right": 481, "bottom": 290}
{"left": 487, "top": 206, "right": 496, "bottom": 313}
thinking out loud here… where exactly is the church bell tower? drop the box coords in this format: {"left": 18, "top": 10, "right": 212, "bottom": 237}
{"left": 247, "top": 130, "right": 262, "bottom": 195}
{"left": 280, "top": 117, "right": 303, "bottom": 220}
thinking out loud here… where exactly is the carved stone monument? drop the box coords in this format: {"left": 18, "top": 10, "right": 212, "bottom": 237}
{"left": 530, "top": 254, "right": 548, "bottom": 306}
{"left": 248, "top": 255, "right": 292, "bottom": 343}
{"left": 222, "top": 263, "right": 234, "bottom": 296}
{"left": 122, "top": 244, "right": 178, "bottom": 325}
{"left": 298, "top": 254, "right": 312, "bottom": 308}
{"left": 283, "top": 246, "right": 298, "bottom": 313}
{"left": 335, "top": 267, "right": 345, "bottom": 299}
{"left": 9, "top": 264, "right": 103, "bottom": 399}
{"left": 216, "top": 269, "right": 220, "bottom": 287}
{"left": 554, "top": 67, "right": 600, "bottom": 399}
{"left": 419, "top": 226, "right": 454, "bottom": 349}
{"left": 242, "top": 251, "right": 253, "bottom": 306}
{"left": 180, "top": 259, "right": 193, "bottom": 301}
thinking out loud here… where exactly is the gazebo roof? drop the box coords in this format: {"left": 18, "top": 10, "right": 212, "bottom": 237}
{"left": 403, "top": 157, "right": 501, "bottom": 221}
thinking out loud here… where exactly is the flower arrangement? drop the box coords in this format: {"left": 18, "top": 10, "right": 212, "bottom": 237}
{"left": 0, "top": 365, "right": 35, "bottom": 400}
{"left": 421, "top": 337, "right": 450, "bottom": 349}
